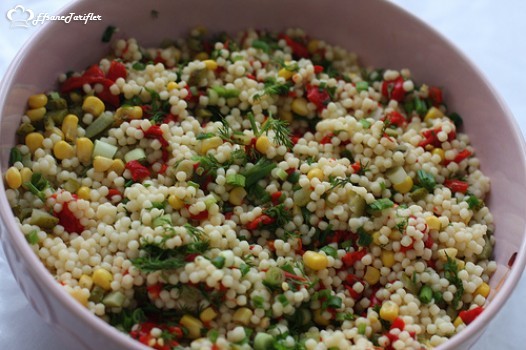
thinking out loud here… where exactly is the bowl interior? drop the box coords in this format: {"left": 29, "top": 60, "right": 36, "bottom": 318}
{"left": 1, "top": 0, "right": 526, "bottom": 349}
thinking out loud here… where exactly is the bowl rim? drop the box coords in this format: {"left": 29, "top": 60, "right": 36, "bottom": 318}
{"left": 0, "top": 0, "right": 525, "bottom": 349}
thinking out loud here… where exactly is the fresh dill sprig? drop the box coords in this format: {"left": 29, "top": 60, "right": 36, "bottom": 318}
{"left": 264, "top": 203, "right": 292, "bottom": 227}
{"left": 329, "top": 176, "right": 353, "bottom": 190}
{"left": 184, "top": 223, "right": 205, "bottom": 241}
{"left": 260, "top": 114, "right": 293, "bottom": 149}
{"left": 253, "top": 77, "right": 292, "bottom": 101}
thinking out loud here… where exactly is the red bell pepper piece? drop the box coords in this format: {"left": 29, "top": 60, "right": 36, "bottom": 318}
{"left": 279, "top": 34, "right": 309, "bottom": 58}
{"left": 428, "top": 86, "right": 443, "bottom": 106}
{"left": 147, "top": 283, "right": 163, "bottom": 299}
{"left": 446, "top": 149, "right": 472, "bottom": 165}
{"left": 444, "top": 179, "right": 469, "bottom": 194}
{"left": 342, "top": 250, "right": 367, "bottom": 267}
{"left": 125, "top": 160, "right": 150, "bottom": 181}
{"left": 144, "top": 125, "right": 169, "bottom": 147}
{"left": 106, "top": 60, "right": 127, "bottom": 82}
{"left": 271, "top": 191, "right": 283, "bottom": 204}
{"left": 383, "top": 111, "right": 406, "bottom": 127}
{"left": 246, "top": 214, "right": 275, "bottom": 230}
{"left": 320, "top": 133, "right": 334, "bottom": 145}
{"left": 351, "top": 161, "right": 362, "bottom": 173}
{"left": 459, "top": 306, "right": 484, "bottom": 325}
{"left": 189, "top": 209, "right": 209, "bottom": 221}
{"left": 313, "top": 65, "right": 324, "bottom": 74}
{"left": 382, "top": 76, "right": 406, "bottom": 102}
{"left": 306, "top": 85, "right": 331, "bottom": 111}
{"left": 390, "top": 317, "right": 405, "bottom": 330}
{"left": 56, "top": 201, "right": 85, "bottom": 234}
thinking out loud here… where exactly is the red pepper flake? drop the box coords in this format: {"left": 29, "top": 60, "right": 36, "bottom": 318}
{"left": 459, "top": 306, "right": 484, "bottom": 325}
{"left": 381, "top": 76, "right": 406, "bottom": 102}
{"left": 444, "top": 179, "right": 469, "bottom": 194}
{"left": 125, "top": 160, "right": 150, "bottom": 181}
{"left": 56, "top": 201, "right": 84, "bottom": 234}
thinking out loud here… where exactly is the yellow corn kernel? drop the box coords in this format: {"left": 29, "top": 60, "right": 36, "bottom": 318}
{"left": 279, "top": 110, "right": 293, "bottom": 123}
{"left": 453, "top": 316, "right": 464, "bottom": 328}
{"left": 474, "top": 282, "right": 490, "bottom": 298}
{"left": 438, "top": 247, "right": 458, "bottom": 261}
{"left": 255, "top": 135, "right": 271, "bottom": 154}
{"left": 69, "top": 289, "right": 89, "bottom": 307}
{"left": 5, "top": 167, "right": 22, "bottom": 189}
{"left": 115, "top": 106, "right": 143, "bottom": 124}
{"left": 307, "top": 168, "right": 324, "bottom": 181}
{"left": 232, "top": 307, "right": 253, "bottom": 325}
{"left": 93, "top": 156, "right": 113, "bottom": 172}
{"left": 167, "top": 82, "right": 179, "bottom": 91}
{"left": 364, "top": 266, "right": 381, "bottom": 285}
{"left": 109, "top": 159, "right": 125, "bottom": 175}
{"left": 76, "top": 137, "right": 94, "bottom": 164}
{"left": 199, "top": 307, "right": 218, "bottom": 323}
{"left": 79, "top": 274, "right": 93, "bottom": 290}
{"left": 229, "top": 187, "right": 247, "bottom": 206}
{"left": 92, "top": 268, "right": 112, "bottom": 290}
{"left": 456, "top": 259, "right": 466, "bottom": 270}
{"left": 62, "top": 114, "right": 79, "bottom": 141}
{"left": 168, "top": 194, "right": 185, "bottom": 210}
{"left": 291, "top": 97, "right": 309, "bottom": 117}
{"left": 379, "top": 301, "right": 399, "bottom": 322}
{"left": 278, "top": 68, "right": 294, "bottom": 80}
{"left": 201, "top": 136, "right": 223, "bottom": 154}
{"left": 77, "top": 186, "right": 91, "bottom": 200}
{"left": 26, "top": 107, "right": 46, "bottom": 122}
{"left": 203, "top": 59, "right": 218, "bottom": 71}
{"left": 53, "top": 141, "right": 75, "bottom": 160}
{"left": 432, "top": 148, "right": 445, "bottom": 162}
{"left": 307, "top": 39, "right": 320, "bottom": 53}
{"left": 82, "top": 96, "right": 105, "bottom": 117}
{"left": 45, "top": 126, "right": 64, "bottom": 140}
{"left": 372, "top": 231, "right": 382, "bottom": 245}
{"left": 426, "top": 216, "right": 441, "bottom": 231}
{"left": 195, "top": 52, "right": 209, "bottom": 61}
{"left": 314, "top": 308, "right": 330, "bottom": 326}
{"left": 424, "top": 106, "right": 444, "bottom": 123}
{"left": 20, "top": 167, "right": 33, "bottom": 186}
{"left": 28, "top": 93, "right": 48, "bottom": 109}
{"left": 26, "top": 132, "right": 44, "bottom": 153}
{"left": 180, "top": 315, "right": 203, "bottom": 339}
{"left": 381, "top": 250, "right": 395, "bottom": 268}
{"left": 303, "top": 250, "right": 328, "bottom": 271}
{"left": 392, "top": 176, "right": 413, "bottom": 194}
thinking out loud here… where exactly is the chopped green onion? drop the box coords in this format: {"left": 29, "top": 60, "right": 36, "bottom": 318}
{"left": 124, "top": 148, "right": 146, "bottom": 163}
{"left": 275, "top": 168, "right": 288, "bottom": 181}
{"left": 326, "top": 295, "right": 342, "bottom": 309}
{"left": 466, "top": 195, "right": 483, "bottom": 210}
{"left": 101, "top": 25, "right": 116, "bottom": 43}
{"left": 448, "top": 112, "right": 463, "bottom": 127}
{"left": 357, "top": 227, "right": 372, "bottom": 247}
{"left": 419, "top": 285, "right": 433, "bottom": 304}
{"left": 242, "top": 158, "right": 277, "bottom": 188}
{"left": 93, "top": 140, "right": 118, "bottom": 159}
{"left": 367, "top": 198, "right": 394, "bottom": 211}
{"left": 132, "top": 62, "right": 146, "bottom": 71}
{"left": 356, "top": 81, "right": 369, "bottom": 92}
{"left": 263, "top": 266, "right": 283, "bottom": 288}
{"left": 287, "top": 171, "right": 300, "bottom": 184}
{"left": 211, "top": 86, "right": 240, "bottom": 99}
{"left": 226, "top": 173, "right": 246, "bottom": 187}
{"left": 252, "top": 40, "right": 270, "bottom": 53}
{"left": 211, "top": 256, "right": 226, "bottom": 269}
{"left": 416, "top": 170, "right": 436, "bottom": 192}
{"left": 9, "top": 147, "right": 22, "bottom": 166}
{"left": 358, "top": 323, "right": 367, "bottom": 335}
{"left": 239, "top": 263, "right": 250, "bottom": 277}
{"left": 321, "top": 245, "right": 338, "bottom": 258}
{"left": 277, "top": 294, "right": 289, "bottom": 306}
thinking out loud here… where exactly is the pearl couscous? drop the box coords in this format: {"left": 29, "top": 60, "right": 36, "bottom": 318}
{"left": 4, "top": 28, "right": 496, "bottom": 350}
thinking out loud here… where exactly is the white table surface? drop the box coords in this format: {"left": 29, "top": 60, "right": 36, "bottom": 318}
{"left": 0, "top": 0, "right": 525, "bottom": 349}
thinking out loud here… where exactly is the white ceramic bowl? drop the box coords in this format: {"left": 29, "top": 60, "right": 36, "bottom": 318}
{"left": 1, "top": 0, "right": 526, "bottom": 349}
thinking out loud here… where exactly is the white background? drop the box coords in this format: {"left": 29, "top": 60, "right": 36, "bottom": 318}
{"left": 0, "top": 0, "right": 525, "bottom": 349}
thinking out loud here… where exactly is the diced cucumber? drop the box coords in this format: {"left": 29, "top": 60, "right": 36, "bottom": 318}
{"left": 85, "top": 112, "right": 115, "bottom": 138}
{"left": 386, "top": 166, "right": 408, "bottom": 186}
{"left": 124, "top": 148, "right": 146, "bottom": 163}
{"left": 102, "top": 291, "right": 125, "bottom": 307}
{"left": 275, "top": 168, "right": 288, "bottom": 181}
{"left": 226, "top": 173, "right": 246, "bottom": 187}
{"left": 93, "top": 140, "right": 118, "bottom": 159}
{"left": 349, "top": 191, "right": 366, "bottom": 217}
{"left": 28, "top": 209, "right": 59, "bottom": 229}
